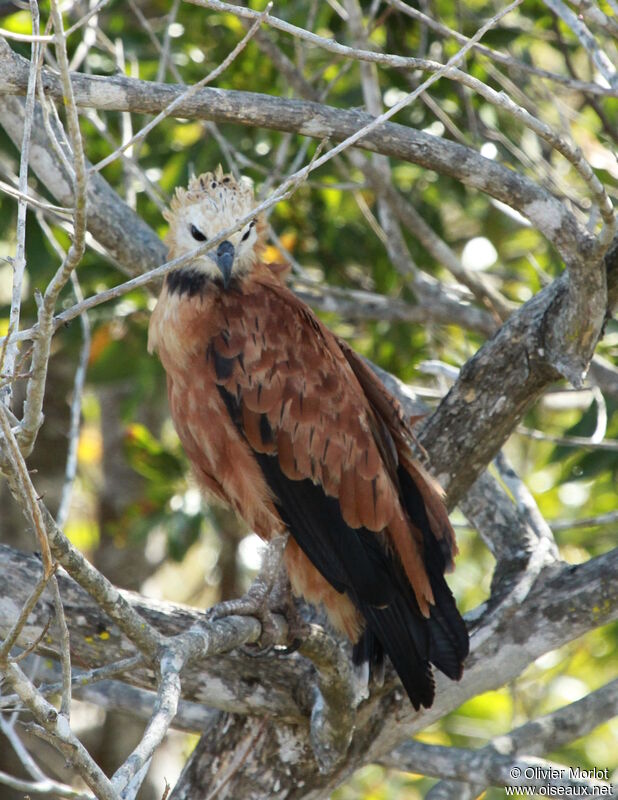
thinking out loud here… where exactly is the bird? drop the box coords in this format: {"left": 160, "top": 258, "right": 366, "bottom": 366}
{"left": 148, "top": 166, "right": 469, "bottom": 710}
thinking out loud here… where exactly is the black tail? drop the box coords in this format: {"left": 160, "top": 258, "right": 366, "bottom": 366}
{"left": 353, "top": 597, "right": 436, "bottom": 710}
{"left": 397, "top": 464, "right": 469, "bottom": 676}
{"left": 352, "top": 466, "right": 468, "bottom": 710}
{"left": 352, "top": 568, "right": 466, "bottom": 709}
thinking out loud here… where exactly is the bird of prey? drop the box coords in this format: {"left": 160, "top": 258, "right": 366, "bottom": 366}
{"left": 148, "top": 167, "right": 468, "bottom": 709}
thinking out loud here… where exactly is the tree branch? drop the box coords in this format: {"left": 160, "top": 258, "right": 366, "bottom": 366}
{"left": 0, "top": 38, "right": 592, "bottom": 260}
{"left": 0, "top": 542, "right": 615, "bottom": 798}
{"left": 420, "top": 678, "right": 618, "bottom": 798}
{"left": 381, "top": 741, "right": 613, "bottom": 794}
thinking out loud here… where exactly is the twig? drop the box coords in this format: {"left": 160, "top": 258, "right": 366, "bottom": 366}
{"left": 0, "top": 566, "right": 56, "bottom": 660}
{"left": 1, "top": 0, "right": 40, "bottom": 408}
{"left": 91, "top": 3, "right": 273, "bottom": 174}
{"left": 127, "top": 0, "right": 184, "bottom": 84}
{"left": 56, "top": 272, "right": 91, "bottom": 529}
{"left": 110, "top": 645, "right": 184, "bottom": 797}
{"left": 551, "top": 509, "right": 618, "bottom": 532}
{"left": 42, "top": 506, "right": 165, "bottom": 656}
{"left": 18, "top": 0, "right": 89, "bottom": 457}
{"left": 381, "top": 743, "right": 613, "bottom": 794}
{"left": 0, "top": 42, "right": 592, "bottom": 262}
{"left": 156, "top": 0, "right": 181, "bottom": 84}
{"left": 0, "top": 712, "right": 51, "bottom": 783}
{"left": 385, "top": 0, "right": 615, "bottom": 95}
{"left": 50, "top": 575, "right": 72, "bottom": 718}
{"left": 0, "top": 0, "right": 110, "bottom": 43}
{"left": 0, "top": 177, "right": 72, "bottom": 219}
{"left": 0, "top": 655, "right": 147, "bottom": 709}
{"left": 355, "top": 156, "right": 514, "bottom": 321}
{"left": 494, "top": 451, "right": 557, "bottom": 554}
{"left": 186, "top": 0, "right": 611, "bottom": 97}
{"left": 542, "top": 0, "right": 617, "bottom": 90}
{"left": 11, "top": 615, "right": 53, "bottom": 663}
{"left": 189, "top": 2, "right": 615, "bottom": 254}
{"left": 0, "top": 768, "right": 93, "bottom": 799}
{"left": 423, "top": 679, "right": 618, "bottom": 798}
{"left": 342, "top": 0, "right": 422, "bottom": 325}
{"left": 462, "top": 453, "right": 559, "bottom": 649}
{"left": 2, "top": 659, "right": 120, "bottom": 800}
{"left": 0, "top": 403, "right": 54, "bottom": 577}
{"left": 516, "top": 425, "right": 618, "bottom": 450}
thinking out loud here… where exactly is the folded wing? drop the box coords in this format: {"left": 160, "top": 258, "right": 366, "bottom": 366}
{"left": 207, "top": 270, "right": 468, "bottom": 708}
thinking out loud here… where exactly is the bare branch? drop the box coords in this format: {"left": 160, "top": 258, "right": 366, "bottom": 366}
{"left": 0, "top": 40, "right": 593, "bottom": 260}
{"left": 385, "top": 0, "right": 616, "bottom": 95}
{"left": 16, "top": 0, "right": 89, "bottom": 457}
{"left": 1, "top": 659, "right": 119, "bottom": 800}
{"left": 542, "top": 0, "right": 617, "bottom": 90}
{"left": 50, "top": 575, "right": 72, "bottom": 718}
{"left": 92, "top": 3, "right": 272, "bottom": 174}
{"left": 0, "top": 404, "right": 54, "bottom": 576}
{"left": 110, "top": 645, "right": 183, "bottom": 798}
{"left": 0, "top": 565, "right": 55, "bottom": 661}
{"left": 382, "top": 742, "right": 613, "bottom": 794}
{"left": 517, "top": 425, "right": 618, "bottom": 451}
{"left": 0, "top": 93, "right": 166, "bottom": 277}
{"left": 1, "top": 0, "right": 40, "bottom": 408}
{"left": 55, "top": 272, "right": 91, "bottom": 529}
{"left": 551, "top": 509, "right": 618, "bottom": 532}
{"left": 0, "top": 768, "right": 93, "bottom": 799}
{"left": 0, "top": 542, "right": 616, "bottom": 789}
{"left": 422, "top": 679, "right": 618, "bottom": 797}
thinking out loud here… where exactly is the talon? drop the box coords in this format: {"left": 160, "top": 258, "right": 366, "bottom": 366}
{"left": 203, "top": 535, "right": 304, "bottom": 651}
{"left": 273, "top": 637, "right": 303, "bottom": 656}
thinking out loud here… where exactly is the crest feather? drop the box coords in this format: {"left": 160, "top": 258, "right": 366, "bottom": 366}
{"left": 167, "top": 165, "right": 254, "bottom": 215}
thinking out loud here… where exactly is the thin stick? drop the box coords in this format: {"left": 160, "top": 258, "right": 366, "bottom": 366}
{"left": 0, "top": 566, "right": 56, "bottom": 660}
{"left": 91, "top": 3, "right": 273, "bottom": 173}
{"left": 50, "top": 576, "right": 72, "bottom": 718}
{"left": 0, "top": 404, "right": 54, "bottom": 577}
{"left": 1, "top": 0, "right": 40, "bottom": 407}
{"left": 17, "top": 0, "right": 89, "bottom": 457}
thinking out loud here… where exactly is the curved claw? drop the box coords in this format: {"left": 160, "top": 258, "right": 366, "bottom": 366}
{"left": 272, "top": 638, "right": 303, "bottom": 656}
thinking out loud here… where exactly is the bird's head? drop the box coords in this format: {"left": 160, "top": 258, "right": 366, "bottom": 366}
{"left": 163, "top": 165, "right": 266, "bottom": 288}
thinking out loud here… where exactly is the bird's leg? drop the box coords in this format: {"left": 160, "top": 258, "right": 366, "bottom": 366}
{"left": 207, "top": 534, "right": 295, "bottom": 648}
{"left": 267, "top": 565, "right": 309, "bottom": 654}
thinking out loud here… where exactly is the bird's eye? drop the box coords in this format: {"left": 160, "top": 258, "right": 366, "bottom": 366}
{"left": 240, "top": 220, "right": 257, "bottom": 242}
{"left": 190, "top": 224, "right": 207, "bottom": 242}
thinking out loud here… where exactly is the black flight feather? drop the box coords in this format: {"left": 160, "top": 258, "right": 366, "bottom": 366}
{"left": 216, "top": 384, "right": 440, "bottom": 707}
{"left": 214, "top": 374, "right": 467, "bottom": 708}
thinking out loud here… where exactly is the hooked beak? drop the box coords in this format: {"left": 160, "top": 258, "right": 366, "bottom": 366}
{"left": 216, "top": 241, "right": 235, "bottom": 289}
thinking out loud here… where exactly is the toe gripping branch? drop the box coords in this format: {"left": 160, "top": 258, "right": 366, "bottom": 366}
{"left": 206, "top": 534, "right": 359, "bottom": 771}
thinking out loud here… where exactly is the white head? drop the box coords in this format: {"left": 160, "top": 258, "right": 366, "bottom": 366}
{"left": 164, "top": 165, "right": 266, "bottom": 287}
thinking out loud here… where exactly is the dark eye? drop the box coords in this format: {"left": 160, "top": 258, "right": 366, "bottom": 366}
{"left": 190, "top": 224, "right": 207, "bottom": 242}
{"left": 241, "top": 220, "right": 256, "bottom": 242}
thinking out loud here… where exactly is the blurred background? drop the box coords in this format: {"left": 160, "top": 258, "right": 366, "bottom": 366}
{"left": 0, "top": 0, "right": 616, "bottom": 797}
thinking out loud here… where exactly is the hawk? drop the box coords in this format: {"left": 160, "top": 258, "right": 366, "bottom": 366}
{"left": 148, "top": 167, "right": 468, "bottom": 709}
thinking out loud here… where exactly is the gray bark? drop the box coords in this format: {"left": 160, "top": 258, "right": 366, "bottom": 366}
{"left": 0, "top": 543, "right": 616, "bottom": 798}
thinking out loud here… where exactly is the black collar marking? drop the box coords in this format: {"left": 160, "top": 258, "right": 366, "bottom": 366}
{"left": 166, "top": 268, "right": 239, "bottom": 297}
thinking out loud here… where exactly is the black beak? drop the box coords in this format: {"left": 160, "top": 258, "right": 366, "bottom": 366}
{"left": 216, "top": 241, "right": 235, "bottom": 289}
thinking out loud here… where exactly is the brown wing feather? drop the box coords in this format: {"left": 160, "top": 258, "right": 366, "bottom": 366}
{"left": 337, "top": 338, "right": 458, "bottom": 570}
{"left": 204, "top": 268, "right": 435, "bottom": 614}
